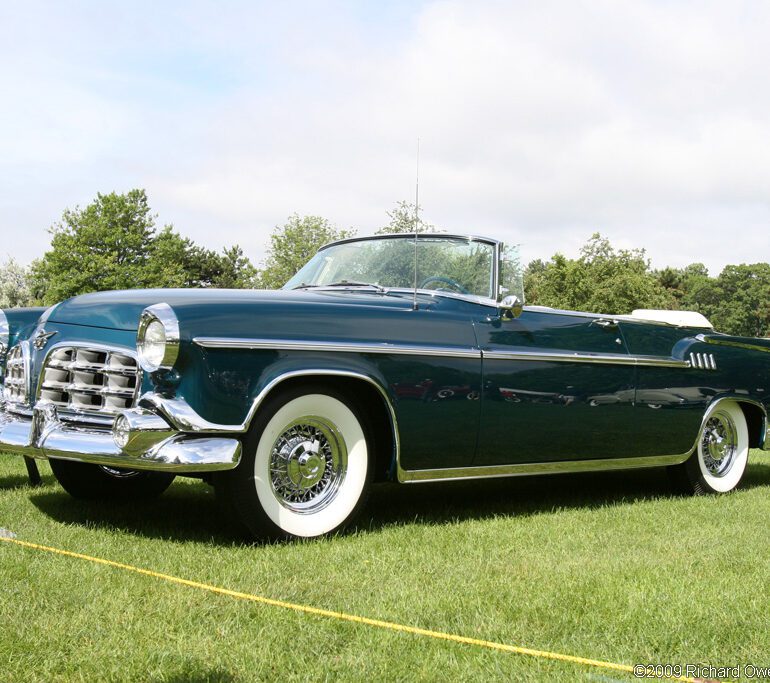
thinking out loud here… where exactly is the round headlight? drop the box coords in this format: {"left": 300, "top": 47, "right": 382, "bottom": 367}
{"left": 136, "top": 303, "right": 180, "bottom": 372}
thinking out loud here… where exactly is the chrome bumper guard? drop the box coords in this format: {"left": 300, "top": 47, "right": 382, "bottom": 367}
{"left": 0, "top": 403, "right": 241, "bottom": 472}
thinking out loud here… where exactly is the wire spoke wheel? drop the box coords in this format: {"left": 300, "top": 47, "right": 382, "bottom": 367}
{"left": 669, "top": 399, "right": 749, "bottom": 495}
{"left": 269, "top": 418, "right": 347, "bottom": 513}
{"left": 700, "top": 410, "right": 738, "bottom": 477}
{"left": 218, "top": 387, "right": 372, "bottom": 539}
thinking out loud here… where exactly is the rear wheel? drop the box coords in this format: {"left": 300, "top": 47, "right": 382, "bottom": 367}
{"left": 216, "top": 385, "right": 372, "bottom": 540}
{"left": 668, "top": 400, "right": 749, "bottom": 494}
{"left": 48, "top": 459, "right": 175, "bottom": 500}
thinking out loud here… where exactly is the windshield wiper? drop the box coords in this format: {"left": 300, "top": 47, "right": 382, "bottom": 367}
{"left": 293, "top": 281, "right": 386, "bottom": 292}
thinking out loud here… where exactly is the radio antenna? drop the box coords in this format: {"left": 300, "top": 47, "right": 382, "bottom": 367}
{"left": 412, "top": 137, "right": 420, "bottom": 311}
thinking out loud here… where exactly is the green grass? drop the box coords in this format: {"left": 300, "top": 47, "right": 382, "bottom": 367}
{"left": 1, "top": 452, "right": 769, "bottom": 682}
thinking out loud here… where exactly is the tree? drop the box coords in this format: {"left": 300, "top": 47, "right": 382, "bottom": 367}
{"left": 655, "top": 263, "right": 711, "bottom": 308}
{"left": 30, "top": 189, "right": 257, "bottom": 303}
{"left": 145, "top": 228, "right": 257, "bottom": 289}
{"left": 256, "top": 214, "right": 355, "bottom": 289}
{"left": 705, "top": 264, "right": 770, "bottom": 337}
{"left": 375, "top": 201, "right": 437, "bottom": 234}
{"left": 0, "top": 257, "right": 34, "bottom": 307}
{"left": 524, "top": 233, "right": 672, "bottom": 314}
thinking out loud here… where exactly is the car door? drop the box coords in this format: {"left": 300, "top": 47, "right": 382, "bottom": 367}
{"left": 474, "top": 308, "right": 637, "bottom": 465}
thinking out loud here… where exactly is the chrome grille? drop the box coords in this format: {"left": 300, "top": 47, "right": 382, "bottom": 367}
{"left": 39, "top": 346, "right": 141, "bottom": 415}
{"left": 3, "top": 344, "right": 29, "bottom": 404}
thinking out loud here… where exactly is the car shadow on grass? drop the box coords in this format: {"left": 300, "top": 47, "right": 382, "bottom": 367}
{"left": 0, "top": 473, "right": 38, "bottom": 490}
{"left": 24, "top": 458, "right": 770, "bottom": 545}
{"left": 28, "top": 477, "right": 248, "bottom": 546}
{"left": 353, "top": 457, "right": 770, "bottom": 534}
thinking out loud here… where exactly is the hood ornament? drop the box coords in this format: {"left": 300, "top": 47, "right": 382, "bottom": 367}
{"left": 33, "top": 328, "right": 57, "bottom": 350}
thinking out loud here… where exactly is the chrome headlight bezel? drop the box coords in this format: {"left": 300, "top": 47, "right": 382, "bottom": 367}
{"left": 136, "top": 303, "right": 180, "bottom": 373}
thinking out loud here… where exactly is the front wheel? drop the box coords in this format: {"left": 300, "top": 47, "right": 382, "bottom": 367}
{"left": 216, "top": 386, "right": 372, "bottom": 540}
{"left": 668, "top": 400, "right": 749, "bottom": 494}
{"left": 48, "top": 459, "right": 176, "bottom": 500}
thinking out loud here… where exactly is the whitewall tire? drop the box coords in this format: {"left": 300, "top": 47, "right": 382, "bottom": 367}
{"left": 217, "top": 386, "right": 372, "bottom": 540}
{"left": 669, "top": 400, "right": 749, "bottom": 495}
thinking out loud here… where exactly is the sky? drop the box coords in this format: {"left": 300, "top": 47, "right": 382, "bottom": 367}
{"left": 1, "top": 0, "right": 768, "bottom": 275}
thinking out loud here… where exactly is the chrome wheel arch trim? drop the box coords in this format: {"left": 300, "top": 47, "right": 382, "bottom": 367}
{"left": 140, "top": 367, "right": 403, "bottom": 482}
{"left": 139, "top": 368, "right": 402, "bottom": 457}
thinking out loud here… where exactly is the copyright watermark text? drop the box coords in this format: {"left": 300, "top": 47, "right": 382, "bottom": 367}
{"left": 633, "top": 663, "right": 770, "bottom": 680}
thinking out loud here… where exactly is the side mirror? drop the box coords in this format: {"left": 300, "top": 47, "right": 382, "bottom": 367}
{"left": 499, "top": 295, "right": 523, "bottom": 320}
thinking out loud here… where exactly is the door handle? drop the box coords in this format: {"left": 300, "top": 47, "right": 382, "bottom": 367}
{"left": 592, "top": 318, "right": 618, "bottom": 329}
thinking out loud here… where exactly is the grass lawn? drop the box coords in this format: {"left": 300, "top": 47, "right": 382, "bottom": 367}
{"left": 1, "top": 451, "right": 769, "bottom": 682}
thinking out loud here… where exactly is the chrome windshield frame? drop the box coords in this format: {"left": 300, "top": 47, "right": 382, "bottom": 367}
{"left": 297, "top": 232, "right": 503, "bottom": 303}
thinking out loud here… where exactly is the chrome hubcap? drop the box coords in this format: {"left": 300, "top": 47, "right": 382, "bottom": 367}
{"left": 269, "top": 418, "right": 346, "bottom": 513}
{"left": 701, "top": 411, "right": 737, "bottom": 477}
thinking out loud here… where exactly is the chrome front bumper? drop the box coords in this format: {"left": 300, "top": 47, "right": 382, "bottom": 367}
{"left": 0, "top": 402, "right": 241, "bottom": 472}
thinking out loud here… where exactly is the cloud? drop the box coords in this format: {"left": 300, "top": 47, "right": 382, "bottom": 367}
{"left": 1, "top": 1, "right": 769, "bottom": 275}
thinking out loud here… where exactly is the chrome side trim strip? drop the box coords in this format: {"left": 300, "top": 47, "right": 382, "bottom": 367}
{"left": 483, "top": 350, "right": 690, "bottom": 368}
{"left": 192, "top": 337, "right": 689, "bottom": 368}
{"left": 698, "top": 334, "right": 770, "bottom": 354}
{"left": 193, "top": 337, "right": 481, "bottom": 359}
{"left": 399, "top": 453, "right": 691, "bottom": 483}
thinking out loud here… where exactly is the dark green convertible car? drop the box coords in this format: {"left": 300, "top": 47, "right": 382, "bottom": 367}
{"left": 1, "top": 233, "right": 768, "bottom": 539}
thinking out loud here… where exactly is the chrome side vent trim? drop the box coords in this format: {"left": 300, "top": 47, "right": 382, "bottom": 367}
{"left": 38, "top": 345, "right": 142, "bottom": 416}
{"left": 689, "top": 352, "right": 717, "bottom": 370}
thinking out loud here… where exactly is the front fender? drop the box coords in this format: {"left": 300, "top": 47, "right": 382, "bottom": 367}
{"left": 141, "top": 352, "right": 394, "bottom": 433}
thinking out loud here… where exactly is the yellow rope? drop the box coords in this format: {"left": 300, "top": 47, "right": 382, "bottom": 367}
{"left": 0, "top": 536, "right": 700, "bottom": 682}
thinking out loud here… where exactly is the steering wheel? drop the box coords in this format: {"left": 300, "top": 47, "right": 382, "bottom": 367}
{"left": 418, "top": 276, "right": 470, "bottom": 295}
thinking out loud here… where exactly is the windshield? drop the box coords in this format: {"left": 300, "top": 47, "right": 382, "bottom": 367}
{"left": 284, "top": 235, "right": 497, "bottom": 299}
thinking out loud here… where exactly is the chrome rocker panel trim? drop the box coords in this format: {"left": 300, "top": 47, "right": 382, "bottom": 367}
{"left": 0, "top": 402, "right": 241, "bottom": 473}
{"left": 398, "top": 453, "right": 691, "bottom": 483}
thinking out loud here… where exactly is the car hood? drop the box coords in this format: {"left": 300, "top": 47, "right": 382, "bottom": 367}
{"left": 46, "top": 288, "right": 437, "bottom": 332}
